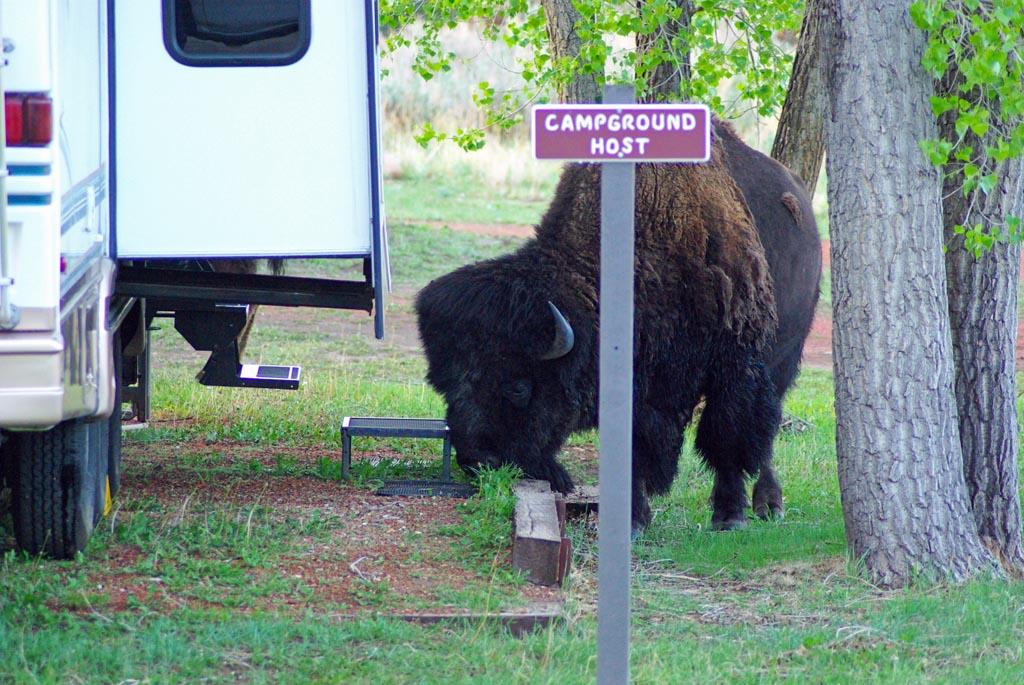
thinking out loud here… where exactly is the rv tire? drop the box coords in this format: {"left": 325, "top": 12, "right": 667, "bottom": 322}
{"left": 10, "top": 418, "right": 108, "bottom": 558}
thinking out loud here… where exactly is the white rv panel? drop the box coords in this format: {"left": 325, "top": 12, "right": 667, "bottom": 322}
{"left": 56, "top": 0, "right": 109, "bottom": 294}
{"left": 1, "top": 1, "right": 51, "bottom": 92}
{"left": 56, "top": 0, "right": 106, "bottom": 194}
{"left": 1, "top": 1, "right": 59, "bottom": 316}
{"left": 114, "top": 1, "right": 374, "bottom": 258}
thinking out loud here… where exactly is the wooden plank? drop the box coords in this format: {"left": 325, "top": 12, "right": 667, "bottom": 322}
{"left": 396, "top": 601, "right": 565, "bottom": 637}
{"left": 512, "top": 489, "right": 562, "bottom": 586}
{"left": 565, "top": 485, "right": 599, "bottom": 517}
{"left": 555, "top": 494, "right": 567, "bottom": 533}
{"left": 557, "top": 536, "right": 572, "bottom": 585}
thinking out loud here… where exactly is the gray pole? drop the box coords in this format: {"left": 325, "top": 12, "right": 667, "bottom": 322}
{"left": 597, "top": 83, "right": 635, "bottom": 684}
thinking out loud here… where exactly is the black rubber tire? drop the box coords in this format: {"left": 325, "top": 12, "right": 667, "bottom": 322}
{"left": 0, "top": 431, "right": 12, "bottom": 490}
{"left": 10, "top": 418, "right": 107, "bottom": 558}
{"left": 89, "top": 418, "right": 109, "bottom": 527}
{"left": 108, "top": 332, "right": 123, "bottom": 498}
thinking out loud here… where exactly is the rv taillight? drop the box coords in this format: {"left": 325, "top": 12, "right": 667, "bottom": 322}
{"left": 4, "top": 94, "right": 53, "bottom": 146}
{"left": 5, "top": 97, "right": 23, "bottom": 144}
{"left": 24, "top": 96, "right": 53, "bottom": 145}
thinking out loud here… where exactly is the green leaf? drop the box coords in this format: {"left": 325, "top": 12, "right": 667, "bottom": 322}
{"left": 929, "top": 95, "right": 958, "bottom": 116}
{"left": 1007, "top": 215, "right": 1023, "bottom": 242}
{"left": 922, "top": 41, "right": 950, "bottom": 76}
{"left": 955, "top": 107, "right": 990, "bottom": 138}
{"left": 979, "top": 173, "right": 998, "bottom": 194}
{"left": 919, "top": 138, "right": 954, "bottom": 166}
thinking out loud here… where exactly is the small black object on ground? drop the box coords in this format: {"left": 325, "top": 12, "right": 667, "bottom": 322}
{"left": 375, "top": 479, "right": 476, "bottom": 498}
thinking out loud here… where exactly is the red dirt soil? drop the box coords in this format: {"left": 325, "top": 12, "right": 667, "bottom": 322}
{"left": 41, "top": 442, "right": 562, "bottom": 619}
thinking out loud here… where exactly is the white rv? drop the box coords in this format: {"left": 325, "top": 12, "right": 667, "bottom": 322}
{"left": 0, "top": 1, "right": 388, "bottom": 558}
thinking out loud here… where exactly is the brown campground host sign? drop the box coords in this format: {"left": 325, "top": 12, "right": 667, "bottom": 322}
{"left": 532, "top": 104, "right": 711, "bottom": 162}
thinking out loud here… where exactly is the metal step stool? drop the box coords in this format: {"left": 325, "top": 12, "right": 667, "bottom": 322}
{"left": 340, "top": 417, "right": 451, "bottom": 481}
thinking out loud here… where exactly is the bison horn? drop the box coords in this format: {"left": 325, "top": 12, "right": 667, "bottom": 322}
{"left": 539, "top": 301, "right": 575, "bottom": 360}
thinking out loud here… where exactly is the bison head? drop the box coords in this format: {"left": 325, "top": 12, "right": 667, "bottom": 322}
{"left": 415, "top": 250, "right": 591, "bottom": 493}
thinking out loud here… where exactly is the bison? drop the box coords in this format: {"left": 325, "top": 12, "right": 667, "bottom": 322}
{"left": 416, "top": 120, "right": 821, "bottom": 532}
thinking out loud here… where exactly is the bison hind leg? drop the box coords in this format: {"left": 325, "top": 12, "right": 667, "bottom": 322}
{"left": 752, "top": 465, "right": 784, "bottom": 520}
{"left": 695, "top": 359, "right": 782, "bottom": 531}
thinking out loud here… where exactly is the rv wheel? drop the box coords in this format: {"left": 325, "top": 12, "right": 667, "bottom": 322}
{"left": 9, "top": 418, "right": 108, "bottom": 558}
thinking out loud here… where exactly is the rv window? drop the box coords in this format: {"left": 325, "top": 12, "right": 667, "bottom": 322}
{"left": 163, "top": 0, "right": 311, "bottom": 67}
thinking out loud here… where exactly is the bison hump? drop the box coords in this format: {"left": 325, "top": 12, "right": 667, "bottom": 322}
{"left": 704, "top": 246, "right": 776, "bottom": 350}
{"left": 637, "top": 160, "right": 777, "bottom": 350}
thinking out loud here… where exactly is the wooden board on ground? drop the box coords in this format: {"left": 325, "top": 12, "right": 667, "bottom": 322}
{"left": 512, "top": 480, "right": 572, "bottom": 586}
{"left": 565, "top": 485, "right": 599, "bottom": 516}
{"left": 396, "top": 600, "right": 565, "bottom": 637}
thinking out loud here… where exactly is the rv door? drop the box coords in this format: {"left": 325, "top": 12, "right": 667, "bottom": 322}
{"left": 112, "top": 1, "right": 385, "bottom": 265}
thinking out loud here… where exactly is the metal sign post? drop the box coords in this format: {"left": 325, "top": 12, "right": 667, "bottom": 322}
{"left": 596, "top": 83, "right": 635, "bottom": 685}
{"left": 531, "top": 90, "right": 710, "bottom": 685}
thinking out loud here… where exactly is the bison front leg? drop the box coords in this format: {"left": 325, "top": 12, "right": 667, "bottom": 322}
{"left": 631, "top": 481, "right": 652, "bottom": 538}
{"left": 629, "top": 404, "right": 689, "bottom": 535}
{"left": 529, "top": 457, "right": 575, "bottom": 495}
{"left": 695, "top": 360, "right": 782, "bottom": 531}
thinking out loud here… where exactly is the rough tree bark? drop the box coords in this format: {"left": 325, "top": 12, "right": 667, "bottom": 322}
{"left": 938, "top": 74, "right": 1024, "bottom": 573}
{"left": 540, "top": 0, "right": 601, "bottom": 104}
{"left": 770, "top": 0, "right": 826, "bottom": 197}
{"left": 636, "top": 0, "right": 692, "bottom": 102}
{"left": 819, "top": 0, "right": 996, "bottom": 587}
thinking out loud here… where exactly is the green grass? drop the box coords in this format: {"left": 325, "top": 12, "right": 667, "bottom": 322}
{"left": 385, "top": 176, "right": 550, "bottom": 227}
{"left": 640, "top": 372, "right": 844, "bottom": 573}
{"left": 438, "top": 465, "right": 523, "bottom": 582}
{"left": 5, "top": 555, "right": 1024, "bottom": 683}
{"left": 387, "top": 222, "right": 526, "bottom": 291}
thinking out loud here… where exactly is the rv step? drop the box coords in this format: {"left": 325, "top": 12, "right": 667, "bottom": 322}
{"left": 237, "top": 364, "right": 301, "bottom": 390}
{"left": 340, "top": 416, "right": 451, "bottom": 482}
{"left": 170, "top": 306, "right": 301, "bottom": 390}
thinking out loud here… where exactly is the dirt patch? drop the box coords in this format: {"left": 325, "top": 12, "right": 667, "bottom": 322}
{"left": 57, "top": 442, "right": 563, "bottom": 619}
{"left": 559, "top": 444, "right": 599, "bottom": 486}
{"left": 801, "top": 313, "right": 832, "bottom": 370}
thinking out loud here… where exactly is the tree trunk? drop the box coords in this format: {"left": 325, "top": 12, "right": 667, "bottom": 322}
{"left": 540, "top": 0, "right": 601, "bottom": 104}
{"left": 938, "top": 82, "right": 1024, "bottom": 573}
{"left": 636, "top": 0, "right": 692, "bottom": 102}
{"left": 819, "top": 0, "right": 995, "bottom": 587}
{"left": 770, "top": 0, "right": 826, "bottom": 197}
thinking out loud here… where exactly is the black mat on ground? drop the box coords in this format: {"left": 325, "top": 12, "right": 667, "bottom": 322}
{"left": 375, "top": 480, "right": 477, "bottom": 498}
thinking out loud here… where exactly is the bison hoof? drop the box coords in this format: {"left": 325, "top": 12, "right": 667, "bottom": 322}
{"left": 753, "top": 500, "right": 785, "bottom": 521}
{"left": 711, "top": 514, "right": 748, "bottom": 531}
{"left": 540, "top": 464, "right": 575, "bottom": 495}
{"left": 752, "top": 488, "right": 784, "bottom": 521}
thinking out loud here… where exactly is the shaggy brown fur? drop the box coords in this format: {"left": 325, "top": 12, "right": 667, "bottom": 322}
{"left": 780, "top": 192, "right": 803, "bottom": 223}
{"left": 536, "top": 140, "right": 777, "bottom": 352}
